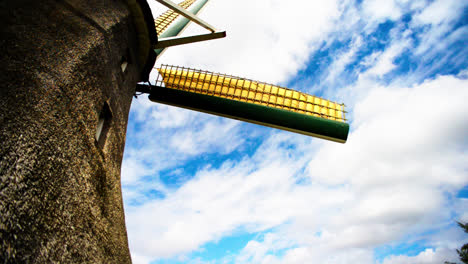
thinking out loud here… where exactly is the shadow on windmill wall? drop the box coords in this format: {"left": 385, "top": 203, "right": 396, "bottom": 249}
{"left": 0, "top": 0, "right": 144, "bottom": 262}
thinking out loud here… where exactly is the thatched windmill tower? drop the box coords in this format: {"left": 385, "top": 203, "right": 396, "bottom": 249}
{"left": 1, "top": 0, "right": 157, "bottom": 262}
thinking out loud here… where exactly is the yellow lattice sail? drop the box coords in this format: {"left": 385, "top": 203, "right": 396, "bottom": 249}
{"left": 155, "top": 65, "right": 346, "bottom": 122}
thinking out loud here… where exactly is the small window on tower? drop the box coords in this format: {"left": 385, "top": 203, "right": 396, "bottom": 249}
{"left": 95, "top": 102, "right": 112, "bottom": 148}
{"left": 121, "top": 57, "right": 128, "bottom": 73}
{"left": 120, "top": 48, "right": 131, "bottom": 73}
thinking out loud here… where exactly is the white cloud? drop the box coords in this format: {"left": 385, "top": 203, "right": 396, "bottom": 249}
{"left": 457, "top": 198, "right": 468, "bottom": 223}
{"left": 168, "top": 117, "right": 241, "bottom": 155}
{"left": 121, "top": 157, "right": 153, "bottom": 185}
{"left": 413, "top": 0, "right": 466, "bottom": 26}
{"left": 309, "top": 75, "right": 468, "bottom": 188}
{"left": 361, "top": 27, "right": 413, "bottom": 79}
{"left": 150, "top": 104, "right": 196, "bottom": 129}
{"left": 381, "top": 248, "right": 458, "bottom": 264}
{"left": 324, "top": 36, "right": 363, "bottom": 84}
{"left": 361, "top": 0, "right": 403, "bottom": 22}
{"left": 411, "top": 0, "right": 468, "bottom": 60}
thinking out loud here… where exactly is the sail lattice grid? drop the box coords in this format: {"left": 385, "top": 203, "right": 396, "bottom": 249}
{"left": 155, "top": 64, "right": 347, "bottom": 122}
{"left": 154, "top": 0, "right": 197, "bottom": 36}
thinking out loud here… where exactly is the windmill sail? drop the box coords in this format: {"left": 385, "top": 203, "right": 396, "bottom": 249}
{"left": 153, "top": 0, "right": 214, "bottom": 57}
{"left": 148, "top": 65, "right": 349, "bottom": 143}
{"left": 155, "top": 0, "right": 197, "bottom": 36}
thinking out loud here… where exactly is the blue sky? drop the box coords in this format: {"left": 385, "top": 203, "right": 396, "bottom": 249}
{"left": 122, "top": 0, "right": 468, "bottom": 263}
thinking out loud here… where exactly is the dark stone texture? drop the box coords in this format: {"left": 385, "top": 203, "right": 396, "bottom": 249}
{"left": 0, "top": 0, "right": 141, "bottom": 262}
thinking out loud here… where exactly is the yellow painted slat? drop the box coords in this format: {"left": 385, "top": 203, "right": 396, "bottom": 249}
{"left": 156, "top": 65, "right": 347, "bottom": 122}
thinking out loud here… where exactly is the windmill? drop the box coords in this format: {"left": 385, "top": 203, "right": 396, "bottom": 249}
{"left": 139, "top": 0, "right": 350, "bottom": 143}
{"left": 0, "top": 0, "right": 349, "bottom": 262}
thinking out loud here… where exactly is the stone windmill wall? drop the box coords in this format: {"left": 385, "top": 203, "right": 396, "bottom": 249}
{"left": 0, "top": 0, "right": 155, "bottom": 262}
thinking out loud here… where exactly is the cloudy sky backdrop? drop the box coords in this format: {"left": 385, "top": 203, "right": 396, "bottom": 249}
{"left": 122, "top": 0, "right": 468, "bottom": 263}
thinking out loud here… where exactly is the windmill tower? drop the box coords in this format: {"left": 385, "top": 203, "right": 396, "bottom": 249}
{"left": 0, "top": 0, "right": 348, "bottom": 263}
{"left": 1, "top": 0, "right": 156, "bottom": 262}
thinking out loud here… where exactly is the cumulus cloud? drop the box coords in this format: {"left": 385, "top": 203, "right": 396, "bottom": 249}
{"left": 381, "top": 248, "right": 458, "bottom": 264}
{"left": 361, "top": 0, "right": 403, "bottom": 22}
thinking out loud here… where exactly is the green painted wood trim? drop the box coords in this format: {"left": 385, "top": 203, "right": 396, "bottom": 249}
{"left": 154, "top": 0, "right": 209, "bottom": 56}
{"left": 148, "top": 87, "right": 349, "bottom": 143}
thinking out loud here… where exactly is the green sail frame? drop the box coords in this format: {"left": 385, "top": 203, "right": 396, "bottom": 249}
{"left": 148, "top": 87, "right": 349, "bottom": 143}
